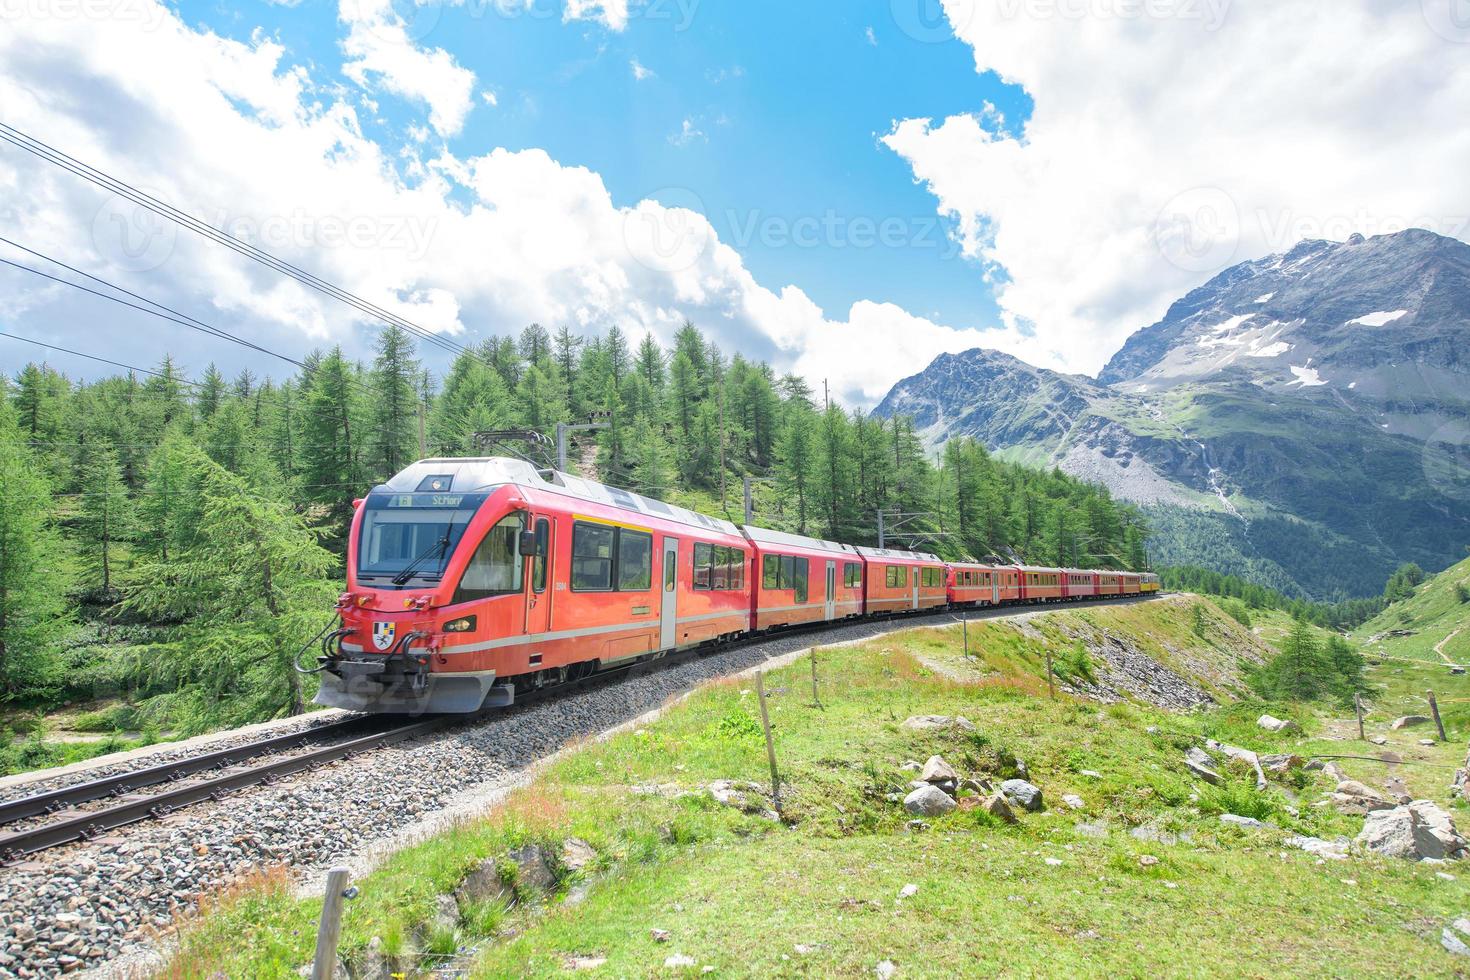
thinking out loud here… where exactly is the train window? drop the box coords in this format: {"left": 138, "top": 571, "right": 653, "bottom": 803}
{"left": 531, "top": 518, "right": 549, "bottom": 593}
{"left": 844, "top": 562, "right": 861, "bottom": 588}
{"left": 712, "top": 546, "right": 730, "bottom": 590}
{"left": 728, "top": 549, "right": 745, "bottom": 590}
{"left": 694, "top": 543, "right": 713, "bottom": 590}
{"left": 453, "top": 514, "right": 525, "bottom": 603}
{"left": 762, "top": 554, "right": 779, "bottom": 589}
{"left": 664, "top": 544, "right": 676, "bottom": 592}
{"left": 571, "top": 522, "right": 615, "bottom": 591}
{"left": 793, "top": 558, "right": 808, "bottom": 603}
{"left": 617, "top": 530, "right": 653, "bottom": 591}
{"left": 886, "top": 565, "right": 907, "bottom": 589}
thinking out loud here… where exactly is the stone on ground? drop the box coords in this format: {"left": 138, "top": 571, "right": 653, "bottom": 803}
{"left": 920, "top": 755, "right": 958, "bottom": 784}
{"left": 1000, "top": 779, "right": 1045, "bottom": 812}
{"left": 985, "top": 793, "right": 1018, "bottom": 823}
{"left": 1219, "top": 813, "right": 1265, "bottom": 829}
{"left": 1257, "top": 714, "right": 1300, "bottom": 733}
{"left": 903, "top": 784, "right": 957, "bottom": 817}
{"left": 1061, "top": 794, "right": 1085, "bottom": 810}
{"left": 1285, "top": 835, "right": 1350, "bottom": 860}
{"left": 1183, "top": 757, "right": 1222, "bottom": 785}
{"left": 1391, "top": 715, "right": 1432, "bottom": 730}
{"left": 561, "top": 837, "right": 597, "bottom": 872}
{"left": 1357, "top": 801, "right": 1469, "bottom": 861}
{"left": 1260, "top": 753, "right": 1303, "bottom": 774}
{"left": 900, "top": 715, "right": 974, "bottom": 732}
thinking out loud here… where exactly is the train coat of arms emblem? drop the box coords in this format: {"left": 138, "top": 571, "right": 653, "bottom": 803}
{"left": 372, "top": 621, "right": 397, "bottom": 651}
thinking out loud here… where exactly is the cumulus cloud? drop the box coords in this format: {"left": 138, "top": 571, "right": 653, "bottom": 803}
{"left": 339, "top": 0, "right": 477, "bottom": 137}
{"left": 0, "top": 0, "right": 1020, "bottom": 407}
{"left": 630, "top": 57, "right": 655, "bottom": 81}
{"left": 563, "top": 0, "right": 629, "bottom": 31}
{"left": 883, "top": 0, "right": 1470, "bottom": 376}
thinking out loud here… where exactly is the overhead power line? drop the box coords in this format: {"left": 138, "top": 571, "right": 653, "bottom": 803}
{"left": 0, "top": 120, "right": 487, "bottom": 367}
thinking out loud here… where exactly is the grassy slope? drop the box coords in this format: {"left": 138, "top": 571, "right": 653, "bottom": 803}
{"left": 167, "top": 597, "right": 1468, "bottom": 978}
{"left": 1354, "top": 555, "right": 1470, "bottom": 665}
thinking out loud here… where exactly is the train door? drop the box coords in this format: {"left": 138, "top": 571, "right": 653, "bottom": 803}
{"left": 824, "top": 560, "right": 836, "bottom": 620}
{"left": 523, "top": 515, "right": 552, "bottom": 636}
{"left": 991, "top": 572, "right": 999, "bottom": 606}
{"left": 911, "top": 568, "right": 919, "bottom": 610}
{"left": 660, "top": 536, "right": 679, "bottom": 650}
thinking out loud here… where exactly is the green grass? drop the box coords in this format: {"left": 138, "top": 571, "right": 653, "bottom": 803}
{"left": 166, "top": 604, "right": 1469, "bottom": 978}
{"left": 1354, "top": 555, "right": 1470, "bottom": 665}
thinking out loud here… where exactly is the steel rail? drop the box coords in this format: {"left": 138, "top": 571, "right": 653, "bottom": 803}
{"left": 0, "top": 716, "right": 382, "bottom": 828}
{"left": 0, "top": 717, "right": 449, "bottom": 861}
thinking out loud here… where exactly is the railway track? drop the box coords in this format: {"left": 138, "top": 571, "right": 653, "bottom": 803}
{"left": 0, "top": 594, "right": 1160, "bottom": 864}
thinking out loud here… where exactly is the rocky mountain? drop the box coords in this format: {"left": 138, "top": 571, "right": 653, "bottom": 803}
{"left": 875, "top": 229, "right": 1470, "bottom": 599}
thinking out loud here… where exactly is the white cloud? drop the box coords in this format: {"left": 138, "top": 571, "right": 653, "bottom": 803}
{"left": 563, "top": 0, "right": 629, "bottom": 31}
{"left": 865, "top": 26, "right": 877, "bottom": 46}
{"left": 668, "top": 118, "right": 706, "bottom": 147}
{"left": 883, "top": 0, "right": 1470, "bottom": 376}
{"left": 630, "top": 57, "right": 655, "bottom": 81}
{"left": 339, "top": 0, "right": 477, "bottom": 137}
{"left": 0, "top": 0, "right": 1017, "bottom": 408}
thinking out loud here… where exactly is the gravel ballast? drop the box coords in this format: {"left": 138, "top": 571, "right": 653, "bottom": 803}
{"left": 0, "top": 599, "right": 1156, "bottom": 978}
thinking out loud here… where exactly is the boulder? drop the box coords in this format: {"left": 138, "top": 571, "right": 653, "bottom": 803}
{"left": 430, "top": 894, "right": 459, "bottom": 933}
{"left": 1260, "top": 753, "right": 1303, "bottom": 774}
{"left": 1061, "top": 794, "right": 1085, "bottom": 810}
{"left": 903, "top": 784, "right": 957, "bottom": 817}
{"left": 560, "top": 838, "right": 597, "bottom": 873}
{"left": 1330, "top": 793, "right": 1394, "bottom": 816}
{"left": 708, "top": 779, "right": 767, "bottom": 813}
{"left": 1218, "top": 814, "right": 1265, "bottom": 829}
{"left": 1284, "top": 835, "right": 1350, "bottom": 860}
{"left": 1183, "top": 757, "right": 1222, "bottom": 785}
{"left": 1000, "top": 779, "right": 1044, "bottom": 812}
{"left": 507, "top": 844, "right": 557, "bottom": 895}
{"left": 1185, "top": 746, "right": 1216, "bottom": 768}
{"left": 899, "top": 760, "right": 923, "bottom": 772}
{"left": 984, "top": 792, "right": 1018, "bottom": 824}
{"left": 1369, "top": 735, "right": 1388, "bottom": 746}
{"left": 958, "top": 777, "right": 991, "bottom": 795}
{"left": 1391, "top": 715, "right": 1432, "bottom": 730}
{"left": 1213, "top": 743, "right": 1268, "bottom": 789}
{"left": 1356, "top": 802, "right": 1468, "bottom": 861}
{"left": 1257, "top": 714, "right": 1300, "bottom": 733}
{"left": 1336, "top": 779, "right": 1388, "bottom": 801}
{"left": 900, "top": 715, "right": 975, "bottom": 732}
{"left": 920, "top": 755, "right": 958, "bottom": 784}
{"left": 455, "top": 859, "right": 513, "bottom": 906}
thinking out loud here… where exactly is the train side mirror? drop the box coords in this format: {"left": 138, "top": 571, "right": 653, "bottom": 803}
{"left": 519, "top": 529, "right": 539, "bottom": 557}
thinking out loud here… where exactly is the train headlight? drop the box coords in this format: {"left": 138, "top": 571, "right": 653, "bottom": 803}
{"left": 443, "top": 616, "right": 477, "bottom": 633}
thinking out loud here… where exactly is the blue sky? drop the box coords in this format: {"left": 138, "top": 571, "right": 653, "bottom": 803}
{"left": 188, "top": 0, "right": 1022, "bottom": 330}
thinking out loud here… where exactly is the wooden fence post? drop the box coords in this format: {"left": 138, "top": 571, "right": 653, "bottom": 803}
{"left": 1428, "top": 690, "right": 1448, "bottom": 742}
{"left": 810, "top": 649, "right": 821, "bottom": 708}
{"left": 962, "top": 611, "right": 970, "bottom": 660}
{"left": 312, "top": 866, "right": 352, "bottom": 980}
{"left": 755, "top": 671, "right": 782, "bottom": 817}
{"left": 1354, "top": 692, "right": 1365, "bottom": 741}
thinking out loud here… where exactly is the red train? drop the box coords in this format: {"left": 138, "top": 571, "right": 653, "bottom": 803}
{"left": 314, "top": 458, "right": 1158, "bottom": 714}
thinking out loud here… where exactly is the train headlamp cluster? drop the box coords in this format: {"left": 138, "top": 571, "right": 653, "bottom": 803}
{"left": 442, "top": 616, "right": 477, "bottom": 633}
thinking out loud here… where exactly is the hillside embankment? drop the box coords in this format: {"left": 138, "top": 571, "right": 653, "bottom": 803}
{"left": 146, "top": 594, "right": 1470, "bottom": 978}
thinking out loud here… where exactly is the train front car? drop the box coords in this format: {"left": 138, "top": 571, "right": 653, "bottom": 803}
{"left": 316, "top": 459, "right": 529, "bottom": 715}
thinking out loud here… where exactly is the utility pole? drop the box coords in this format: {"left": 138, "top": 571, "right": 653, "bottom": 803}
{"left": 744, "top": 476, "right": 754, "bottom": 525}
{"left": 877, "top": 508, "right": 885, "bottom": 549}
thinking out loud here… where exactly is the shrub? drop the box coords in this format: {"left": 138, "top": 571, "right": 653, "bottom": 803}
{"left": 1052, "top": 641, "right": 1096, "bottom": 685}
{"left": 1456, "top": 582, "right": 1470, "bottom": 605}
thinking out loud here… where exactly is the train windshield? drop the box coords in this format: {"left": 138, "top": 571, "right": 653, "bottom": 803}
{"left": 356, "top": 491, "right": 489, "bottom": 586}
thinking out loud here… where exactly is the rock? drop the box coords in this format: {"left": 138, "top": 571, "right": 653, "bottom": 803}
{"left": 1074, "top": 819, "right": 1108, "bottom": 838}
{"left": 430, "top": 894, "right": 459, "bottom": 933}
{"left": 1303, "top": 759, "right": 1326, "bottom": 771}
{"left": 1442, "top": 927, "right": 1470, "bottom": 957}
{"left": 1219, "top": 814, "right": 1265, "bottom": 829}
{"left": 900, "top": 715, "right": 974, "bottom": 732}
{"left": 897, "top": 883, "right": 918, "bottom": 900}
{"left": 1285, "top": 835, "right": 1350, "bottom": 860}
{"left": 876, "top": 960, "right": 898, "bottom": 979}
{"left": 903, "top": 785, "right": 957, "bottom": 817}
{"left": 1061, "top": 794, "right": 1085, "bottom": 810}
{"left": 1138, "top": 855, "right": 1159, "bottom": 867}
{"left": 1369, "top": 735, "right": 1388, "bottom": 746}
{"left": 1185, "top": 746, "right": 1216, "bottom": 768}
{"left": 1260, "top": 753, "right": 1303, "bottom": 774}
{"left": 507, "top": 844, "right": 556, "bottom": 895}
{"left": 983, "top": 792, "right": 1018, "bottom": 823}
{"left": 794, "top": 943, "right": 823, "bottom": 955}
{"left": 708, "top": 779, "right": 767, "bottom": 813}
{"left": 1330, "top": 793, "right": 1395, "bottom": 816}
{"left": 651, "top": 928, "right": 671, "bottom": 943}
{"left": 664, "top": 953, "right": 697, "bottom": 968}
{"left": 920, "top": 755, "right": 958, "bottom": 784}
{"left": 1000, "top": 779, "right": 1044, "bottom": 812}
{"left": 1421, "top": 739, "right": 1439, "bottom": 746}
{"left": 1391, "top": 715, "right": 1432, "bottom": 730}
{"left": 455, "top": 858, "right": 513, "bottom": 906}
{"left": 560, "top": 838, "right": 597, "bottom": 873}
{"left": 1337, "top": 779, "right": 1388, "bottom": 800}
{"left": 958, "top": 777, "right": 990, "bottom": 795}
{"left": 1183, "top": 757, "right": 1222, "bottom": 785}
{"left": 1357, "top": 802, "right": 1468, "bottom": 861}
{"left": 1080, "top": 769, "right": 1103, "bottom": 779}
{"left": 1257, "top": 714, "right": 1300, "bottom": 734}
{"left": 567, "top": 955, "right": 607, "bottom": 970}
{"left": 899, "top": 760, "right": 923, "bottom": 772}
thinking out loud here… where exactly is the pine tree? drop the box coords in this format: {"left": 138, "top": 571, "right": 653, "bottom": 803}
{"left": 137, "top": 434, "right": 211, "bottom": 562}
{"left": 126, "top": 459, "right": 336, "bottom": 726}
{"left": 77, "top": 448, "right": 132, "bottom": 594}
{"left": 369, "top": 326, "right": 420, "bottom": 479}
{"left": 0, "top": 405, "right": 71, "bottom": 697}
{"left": 778, "top": 408, "right": 814, "bottom": 533}
{"left": 300, "top": 347, "right": 361, "bottom": 512}
{"left": 197, "top": 364, "right": 225, "bottom": 419}
{"left": 518, "top": 323, "right": 552, "bottom": 368}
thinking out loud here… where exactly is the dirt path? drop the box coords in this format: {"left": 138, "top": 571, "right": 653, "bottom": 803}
{"left": 1434, "top": 627, "right": 1464, "bottom": 665}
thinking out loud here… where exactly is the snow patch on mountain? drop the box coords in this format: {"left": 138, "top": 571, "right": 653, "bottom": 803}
{"left": 1346, "top": 309, "right": 1408, "bottom": 327}
{"left": 1288, "top": 363, "right": 1328, "bottom": 387}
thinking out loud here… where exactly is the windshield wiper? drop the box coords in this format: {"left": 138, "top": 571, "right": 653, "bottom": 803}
{"left": 389, "top": 514, "right": 463, "bottom": 587}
